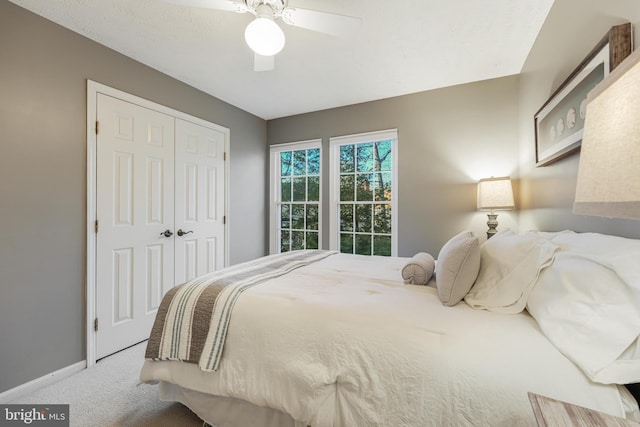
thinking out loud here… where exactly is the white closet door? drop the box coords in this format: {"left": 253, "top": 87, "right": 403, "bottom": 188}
{"left": 95, "top": 94, "right": 175, "bottom": 359}
{"left": 174, "top": 119, "right": 226, "bottom": 284}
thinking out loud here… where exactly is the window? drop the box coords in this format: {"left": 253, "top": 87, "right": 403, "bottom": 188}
{"left": 330, "top": 130, "right": 398, "bottom": 256}
{"left": 269, "top": 140, "right": 321, "bottom": 253}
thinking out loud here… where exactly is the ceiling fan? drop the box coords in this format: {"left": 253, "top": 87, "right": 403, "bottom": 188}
{"left": 165, "top": 0, "right": 362, "bottom": 71}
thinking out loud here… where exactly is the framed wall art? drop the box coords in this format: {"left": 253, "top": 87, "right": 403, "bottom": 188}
{"left": 534, "top": 23, "right": 632, "bottom": 167}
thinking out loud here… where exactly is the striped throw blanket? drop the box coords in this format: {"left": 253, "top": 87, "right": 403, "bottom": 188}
{"left": 145, "top": 250, "right": 336, "bottom": 372}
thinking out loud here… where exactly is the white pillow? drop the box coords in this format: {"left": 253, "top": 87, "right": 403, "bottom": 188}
{"left": 401, "top": 252, "right": 435, "bottom": 285}
{"left": 527, "top": 231, "right": 640, "bottom": 384}
{"left": 435, "top": 231, "right": 480, "bottom": 306}
{"left": 464, "top": 230, "right": 558, "bottom": 314}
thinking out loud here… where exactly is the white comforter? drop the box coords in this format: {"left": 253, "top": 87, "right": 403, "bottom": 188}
{"left": 140, "top": 253, "right": 630, "bottom": 426}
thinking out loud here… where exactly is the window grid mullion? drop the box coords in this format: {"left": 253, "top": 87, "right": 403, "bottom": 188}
{"left": 334, "top": 138, "right": 395, "bottom": 256}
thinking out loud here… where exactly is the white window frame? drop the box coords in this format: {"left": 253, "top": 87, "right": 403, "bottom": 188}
{"left": 269, "top": 139, "right": 322, "bottom": 254}
{"left": 329, "top": 129, "right": 398, "bottom": 256}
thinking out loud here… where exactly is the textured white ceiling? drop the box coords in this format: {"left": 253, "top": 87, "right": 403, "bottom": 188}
{"left": 8, "top": 0, "right": 554, "bottom": 119}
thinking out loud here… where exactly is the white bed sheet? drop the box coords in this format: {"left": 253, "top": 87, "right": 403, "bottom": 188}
{"left": 158, "top": 382, "right": 304, "bottom": 427}
{"left": 140, "top": 253, "right": 632, "bottom": 426}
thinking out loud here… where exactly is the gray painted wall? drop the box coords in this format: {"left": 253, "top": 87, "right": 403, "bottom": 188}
{"left": 518, "top": 0, "right": 640, "bottom": 238}
{"left": 0, "top": 1, "right": 266, "bottom": 393}
{"left": 268, "top": 76, "right": 521, "bottom": 257}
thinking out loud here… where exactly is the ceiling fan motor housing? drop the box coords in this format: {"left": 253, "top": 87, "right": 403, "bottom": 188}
{"left": 245, "top": 0, "right": 286, "bottom": 16}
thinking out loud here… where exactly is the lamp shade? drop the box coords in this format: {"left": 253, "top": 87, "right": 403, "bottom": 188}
{"left": 245, "top": 16, "right": 285, "bottom": 56}
{"left": 477, "top": 177, "right": 515, "bottom": 211}
{"left": 574, "top": 47, "right": 640, "bottom": 219}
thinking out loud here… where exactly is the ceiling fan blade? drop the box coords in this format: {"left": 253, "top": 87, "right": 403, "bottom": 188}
{"left": 281, "top": 7, "right": 361, "bottom": 39}
{"left": 163, "top": 0, "right": 247, "bottom": 13}
{"left": 254, "top": 53, "right": 275, "bottom": 72}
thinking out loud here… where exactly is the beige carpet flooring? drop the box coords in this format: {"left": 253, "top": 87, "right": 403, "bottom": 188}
{"left": 11, "top": 342, "right": 204, "bottom": 427}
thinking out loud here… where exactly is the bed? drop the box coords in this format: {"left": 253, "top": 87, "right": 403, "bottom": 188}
{"left": 140, "top": 230, "right": 640, "bottom": 426}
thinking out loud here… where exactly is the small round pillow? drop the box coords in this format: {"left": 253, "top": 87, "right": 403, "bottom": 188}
{"left": 401, "top": 252, "right": 436, "bottom": 285}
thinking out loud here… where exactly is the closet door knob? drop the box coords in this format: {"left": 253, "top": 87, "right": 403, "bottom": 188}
{"left": 160, "top": 229, "right": 173, "bottom": 238}
{"left": 177, "top": 229, "right": 193, "bottom": 237}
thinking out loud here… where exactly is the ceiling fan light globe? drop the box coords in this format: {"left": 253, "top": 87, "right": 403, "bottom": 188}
{"left": 245, "top": 17, "right": 285, "bottom": 56}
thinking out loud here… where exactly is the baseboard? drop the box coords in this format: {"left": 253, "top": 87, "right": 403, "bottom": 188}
{"left": 0, "top": 361, "right": 86, "bottom": 403}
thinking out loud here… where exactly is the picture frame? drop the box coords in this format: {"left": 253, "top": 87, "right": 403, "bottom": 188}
{"left": 534, "top": 23, "right": 632, "bottom": 167}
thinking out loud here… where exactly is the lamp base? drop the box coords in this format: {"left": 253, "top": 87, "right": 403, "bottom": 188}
{"left": 486, "top": 213, "right": 499, "bottom": 239}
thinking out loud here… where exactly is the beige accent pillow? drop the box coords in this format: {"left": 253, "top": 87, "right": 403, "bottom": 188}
{"left": 435, "top": 231, "right": 481, "bottom": 306}
{"left": 401, "top": 252, "right": 435, "bottom": 285}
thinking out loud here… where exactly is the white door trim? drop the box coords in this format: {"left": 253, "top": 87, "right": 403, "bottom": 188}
{"left": 86, "top": 80, "right": 230, "bottom": 367}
